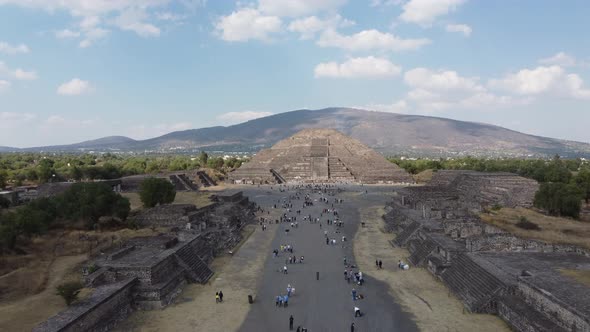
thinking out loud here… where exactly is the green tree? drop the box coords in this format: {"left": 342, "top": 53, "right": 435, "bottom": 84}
{"left": 38, "top": 159, "right": 55, "bottom": 183}
{"left": 139, "top": 177, "right": 176, "bottom": 208}
{"left": 573, "top": 168, "right": 590, "bottom": 203}
{"left": 534, "top": 182, "right": 583, "bottom": 219}
{"left": 0, "top": 169, "right": 7, "bottom": 188}
{"left": 57, "top": 183, "right": 131, "bottom": 228}
{"left": 199, "top": 151, "right": 209, "bottom": 165}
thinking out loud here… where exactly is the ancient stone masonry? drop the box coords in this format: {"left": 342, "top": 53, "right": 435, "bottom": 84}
{"left": 385, "top": 171, "right": 590, "bottom": 332}
{"left": 229, "top": 128, "right": 414, "bottom": 184}
{"left": 35, "top": 191, "right": 256, "bottom": 332}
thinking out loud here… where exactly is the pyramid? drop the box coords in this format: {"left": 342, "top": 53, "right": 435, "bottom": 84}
{"left": 229, "top": 129, "right": 414, "bottom": 184}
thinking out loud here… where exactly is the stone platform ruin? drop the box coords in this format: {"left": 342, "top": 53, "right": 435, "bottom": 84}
{"left": 229, "top": 128, "right": 413, "bottom": 184}
{"left": 385, "top": 170, "right": 590, "bottom": 332}
{"left": 34, "top": 191, "right": 256, "bottom": 332}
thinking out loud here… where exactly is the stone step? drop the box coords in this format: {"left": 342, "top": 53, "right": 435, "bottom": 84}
{"left": 394, "top": 221, "right": 421, "bottom": 247}
{"left": 440, "top": 253, "right": 506, "bottom": 312}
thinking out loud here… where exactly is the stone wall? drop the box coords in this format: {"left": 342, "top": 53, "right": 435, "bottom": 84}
{"left": 33, "top": 278, "right": 136, "bottom": 332}
{"left": 518, "top": 280, "right": 590, "bottom": 332}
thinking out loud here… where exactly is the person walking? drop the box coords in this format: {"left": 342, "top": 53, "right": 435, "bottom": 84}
{"left": 351, "top": 322, "right": 355, "bottom": 332}
{"left": 289, "top": 315, "right": 294, "bottom": 330}
{"left": 379, "top": 260, "right": 382, "bottom": 269}
{"left": 219, "top": 290, "right": 224, "bottom": 302}
{"left": 215, "top": 292, "right": 220, "bottom": 303}
{"left": 355, "top": 306, "right": 362, "bottom": 317}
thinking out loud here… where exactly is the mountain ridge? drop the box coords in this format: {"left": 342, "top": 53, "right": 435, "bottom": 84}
{"left": 3, "top": 108, "right": 590, "bottom": 158}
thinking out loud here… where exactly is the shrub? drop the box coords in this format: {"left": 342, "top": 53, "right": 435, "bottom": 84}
{"left": 491, "top": 204, "right": 502, "bottom": 211}
{"left": 56, "top": 281, "right": 83, "bottom": 306}
{"left": 139, "top": 177, "right": 176, "bottom": 208}
{"left": 516, "top": 216, "right": 541, "bottom": 231}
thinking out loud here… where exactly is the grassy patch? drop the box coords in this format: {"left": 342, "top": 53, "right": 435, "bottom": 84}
{"left": 559, "top": 269, "right": 590, "bottom": 287}
{"left": 480, "top": 207, "right": 590, "bottom": 250}
{"left": 414, "top": 169, "right": 434, "bottom": 183}
{"left": 122, "top": 191, "right": 212, "bottom": 210}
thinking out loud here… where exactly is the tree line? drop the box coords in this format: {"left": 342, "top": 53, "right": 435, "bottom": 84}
{"left": 0, "top": 177, "right": 179, "bottom": 253}
{"left": 0, "top": 152, "right": 246, "bottom": 187}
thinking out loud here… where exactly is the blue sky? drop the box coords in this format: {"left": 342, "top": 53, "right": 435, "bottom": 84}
{"left": 0, "top": 0, "right": 589, "bottom": 148}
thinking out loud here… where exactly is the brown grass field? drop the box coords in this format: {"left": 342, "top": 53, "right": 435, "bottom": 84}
{"left": 480, "top": 207, "right": 590, "bottom": 250}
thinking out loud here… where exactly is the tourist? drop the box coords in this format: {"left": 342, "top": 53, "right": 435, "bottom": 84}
{"left": 276, "top": 295, "right": 280, "bottom": 307}
{"left": 215, "top": 292, "right": 220, "bottom": 303}
{"left": 289, "top": 315, "right": 294, "bottom": 330}
{"left": 351, "top": 322, "right": 355, "bottom": 332}
{"left": 283, "top": 265, "right": 288, "bottom": 274}
{"left": 379, "top": 260, "right": 383, "bottom": 269}
{"left": 352, "top": 288, "right": 357, "bottom": 301}
{"left": 297, "top": 326, "right": 301, "bottom": 332}
{"left": 376, "top": 259, "right": 379, "bottom": 268}
{"left": 354, "top": 306, "right": 362, "bottom": 317}
{"left": 219, "top": 290, "right": 223, "bottom": 302}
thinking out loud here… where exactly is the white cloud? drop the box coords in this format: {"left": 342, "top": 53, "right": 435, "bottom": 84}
{"left": 0, "top": 0, "right": 206, "bottom": 46}
{"left": 0, "top": 61, "right": 38, "bottom": 81}
{"left": 402, "top": 67, "right": 525, "bottom": 112}
{"left": 55, "top": 29, "right": 81, "bottom": 39}
{"left": 445, "top": 23, "right": 471, "bottom": 36}
{"left": 0, "top": 41, "right": 30, "bottom": 54}
{"left": 404, "top": 67, "right": 484, "bottom": 92}
{"left": 216, "top": 111, "right": 274, "bottom": 125}
{"left": 317, "top": 29, "right": 430, "bottom": 52}
{"left": 79, "top": 27, "right": 110, "bottom": 48}
{"left": 13, "top": 69, "right": 38, "bottom": 80}
{"left": 113, "top": 8, "right": 161, "bottom": 37}
{"left": 155, "top": 11, "right": 186, "bottom": 21}
{"left": 216, "top": 8, "right": 282, "bottom": 42}
{"left": 370, "top": 0, "right": 403, "bottom": 7}
{"left": 57, "top": 78, "right": 92, "bottom": 96}
{"left": 0, "top": 80, "right": 11, "bottom": 92}
{"left": 400, "top": 0, "right": 467, "bottom": 26}
{"left": 258, "top": 0, "right": 347, "bottom": 17}
{"left": 314, "top": 56, "right": 401, "bottom": 79}
{"left": 288, "top": 15, "right": 354, "bottom": 40}
{"left": 487, "top": 65, "right": 590, "bottom": 99}
{"left": 538, "top": 52, "right": 577, "bottom": 67}
{"left": 362, "top": 100, "right": 409, "bottom": 113}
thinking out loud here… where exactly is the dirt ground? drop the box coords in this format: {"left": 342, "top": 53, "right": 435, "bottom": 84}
{"left": 0, "top": 254, "right": 88, "bottom": 332}
{"left": 116, "top": 210, "right": 280, "bottom": 332}
{"left": 354, "top": 205, "right": 510, "bottom": 332}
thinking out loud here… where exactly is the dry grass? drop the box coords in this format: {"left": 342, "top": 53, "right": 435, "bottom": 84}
{"left": 414, "top": 169, "right": 434, "bottom": 183}
{"left": 480, "top": 207, "right": 590, "bottom": 250}
{"left": 121, "top": 191, "right": 212, "bottom": 210}
{"left": 354, "top": 205, "right": 509, "bottom": 332}
{"left": 0, "top": 254, "right": 88, "bottom": 332}
{"left": 559, "top": 269, "right": 590, "bottom": 287}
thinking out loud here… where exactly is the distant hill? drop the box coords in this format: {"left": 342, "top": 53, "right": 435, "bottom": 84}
{"left": 8, "top": 108, "right": 590, "bottom": 157}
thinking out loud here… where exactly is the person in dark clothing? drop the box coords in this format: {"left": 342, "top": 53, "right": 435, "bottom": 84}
{"left": 289, "top": 315, "right": 294, "bottom": 330}
{"left": 219, "top": 290, "right": 224, "bottom": 302}
{"left": 378, "top": 260, "right": 382, "bottom": 269}
{"left": 351, "top": 322, "right": 355, "bottom": 332}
